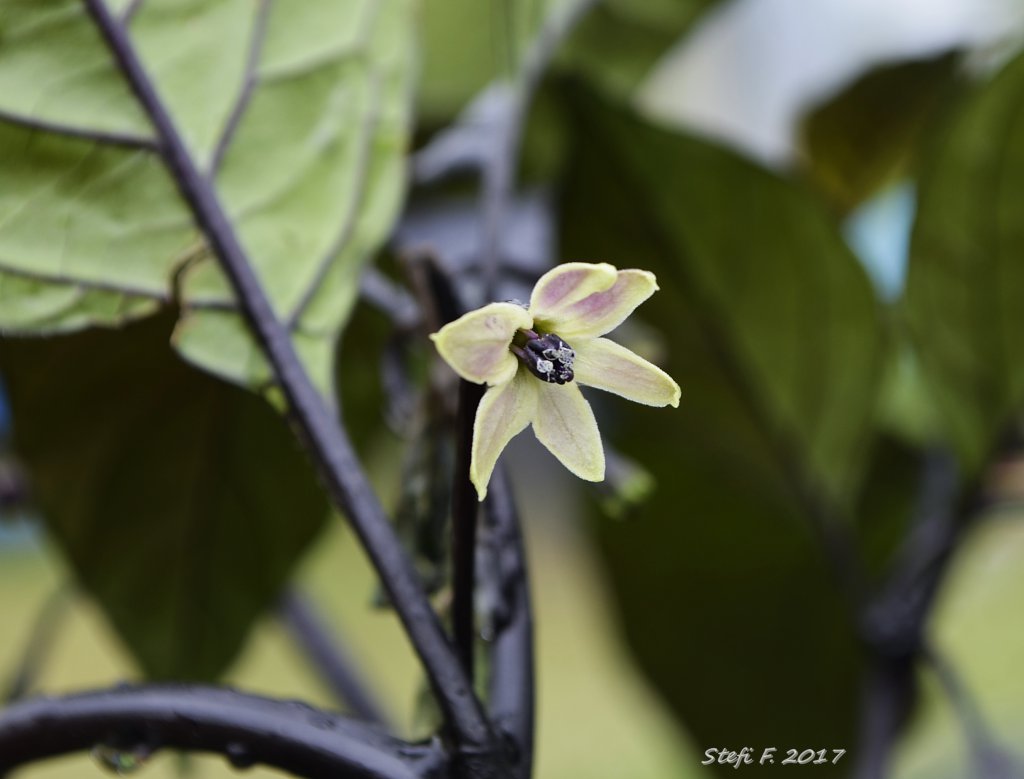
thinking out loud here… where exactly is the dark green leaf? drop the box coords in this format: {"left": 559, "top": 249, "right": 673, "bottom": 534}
{"left": 560, "top": 85, "right": 885, "bottom": 762}
{"left": 0, "top": 314, "right": 329, "bottom": 679}
{"left": 904, "top": 51, "right": 1024, "bottom": 472}
{"left": 563, "top": 85, "right": 884, "bottom": 505}
{"left": 853, "top": 436, "right": 920, "bottom": 578}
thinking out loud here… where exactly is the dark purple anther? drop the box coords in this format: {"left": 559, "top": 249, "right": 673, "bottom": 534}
{"left": 512, "top": 331, "right": 576, "bottom": 384}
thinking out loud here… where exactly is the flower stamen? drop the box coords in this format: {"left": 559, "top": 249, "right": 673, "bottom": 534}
{"left": 513, "top": 330, "right": 576, "bottom": 384}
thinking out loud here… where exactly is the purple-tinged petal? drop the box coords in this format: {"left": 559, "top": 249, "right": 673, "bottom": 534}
{"left": 532, "top": 382, "right": 605, "bottom": 482}
{"left": 470, "top": 370, "right": 537, "bottom": 500}
{"left": 574, "top": 337, "right": 680, "bottom": 407}
{"left": 539, "top": 269, "right": 658, "bottom": 340}
{"left": 529, "top": 262, "right": 618, "bottom": 323}
{"left": 431, "top": 302, "right": 532, "bottom": 385}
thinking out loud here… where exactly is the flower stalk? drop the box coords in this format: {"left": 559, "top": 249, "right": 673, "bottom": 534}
{"left": 451, "top": 379, "right": 486, "bottom": 678}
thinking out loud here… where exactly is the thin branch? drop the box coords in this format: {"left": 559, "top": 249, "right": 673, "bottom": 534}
{"left": 864, "top": 449, "right": 961, "bottom": 655}
{"left": 479, "top": 0, "right": 598, "bottom": 299}
{"left": 4, "top": 585, "right": 73, "bottom": 703}
{"left": 923, "top": 645, "right": 1023, "bottom": 778}
{"left": 855, "top": 449, "right": 981, "bottom": 779}
{"left": 379, "top": 333, "right": 419, "bottom": 435}
{"left": 278, "top": 589, "right": 393, "bottom": 729}
{"left": 924, "top": 646, "right": 992, "bottom": 749}
{"left": 451, "top": 379, "right": 485, "bottom": 677}
{"left": 83, "top": 0, "right": 498, "bottom": 757}
{"left": 121, "top": 0, "right": 145, "bottom": 24}
{"left": 852, "top": 655, "right": 916, "bottom": 779}
{"left": 483, "top": 467, "right": 535, "bottom": 779}
{"left": 0, "top": 107, "right": 157, "bottom": 151}
{"left": 478, "top": 85, "right": 519, "bottom": 301}
{"left": 208, "top": 0, "right": 272, "bottom": 175}
{"left": 519, "top": 0, "right": 598, "bottom": 97}
{"left": 0, "top": 686, "right": 441, "bottom": 779}
{"left": 409, "top": 1, "right": 597, "bottom": 294}
{"left": 359, "top": 268, "right": 421, "bottom": 329}
{"left": 0, "top": 458, "right": 29, "bottom": 512}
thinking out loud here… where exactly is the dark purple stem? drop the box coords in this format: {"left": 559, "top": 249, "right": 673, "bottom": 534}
{"left": 451, "top": 380, "right": 486, "bottom": 677}
{"left": 0, "top": 686, "right": 441, "bottom": 779}
{"left": 484, "top": 467, "right": 535, "bottom": 779}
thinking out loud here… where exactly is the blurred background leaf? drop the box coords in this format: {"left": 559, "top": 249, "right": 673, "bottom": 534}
{"left": 556, "top": 0, "right": 721, "bottom": 99}
{"left": 558, "top": 83, "right": 887, "bottom": 769}
{"left": 0, "top": 314, "right": 329, "bottom": 680}
{"left": 904, "top": 50, "right": 1024, "bottom": 473}
{"left": 417, "top": 0, "right": 723, "bottom": 127}
{"left": 562, "top": 84, "right": 885, "bottom": 505}
{"left": 417, "top": 0, "right": 519, "bottom": 123}
{"left": 0, "top": 0, "right": 415, "bottom": 397}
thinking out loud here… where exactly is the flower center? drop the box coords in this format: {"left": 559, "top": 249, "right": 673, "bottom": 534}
{"left": 511, "top": 329, "right": 576, "bottom": 385}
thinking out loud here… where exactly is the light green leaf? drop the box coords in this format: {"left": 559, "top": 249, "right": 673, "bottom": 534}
{"left": 0, "top": 0, "right": 416, "bottom": 397}
{"left": 904, "top": 51, "right": 1024, "bottom": 473}
{"left": 0, "top": 269, "right": 159, "bottom": 333}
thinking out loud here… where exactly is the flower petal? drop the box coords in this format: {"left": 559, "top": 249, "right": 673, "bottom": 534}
{"left": 539, "top": 269, "right": 658, "bottom": 340}
{"left": 532, "top": 382, "right": 605, "bottom": 482}
{"left": 470, "top": 370, "right": 538, "bottom": 500}
{"left": 574, "top": 337, "right": 681, "bottom": 407}
{"left": 529, "top": 262, "right": 618, "bottom": 323}
{"left": 430, "top": 302, "right": 532, "bottom": 385}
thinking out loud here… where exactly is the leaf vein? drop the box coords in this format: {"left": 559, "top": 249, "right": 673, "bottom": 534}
{"left": 208, "top": 0, "right": 274, "bottom": 176}
{"left": 0, "top": 107, "right": 156, "bottom": 151}
{"left": 287, "top": 71, "right": 383, "bottom": 327}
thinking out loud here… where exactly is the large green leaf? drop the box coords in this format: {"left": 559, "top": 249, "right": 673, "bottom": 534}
{"left": 560, "top": 86, "right": 885, "bottom": 764}
{"left": 0, "top": 0, "right": 415, "bottom": 397}
{"left": 904, "top": 51, "right": 1024, "bottom": 473}
{"left": 563, "top": 87, "right": 884, "bottom": 504}
{"left": 0, "top": 314, "right": 330, "bottom": 680}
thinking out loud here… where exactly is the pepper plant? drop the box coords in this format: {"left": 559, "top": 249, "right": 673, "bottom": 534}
{"left": 2, "top": 2, "right": 1024, "bottom": 779}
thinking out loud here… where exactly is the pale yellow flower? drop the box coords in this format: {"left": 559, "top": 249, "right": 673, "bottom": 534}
{"left": 431, "top": 262, "right": 681, "bottom": 500}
